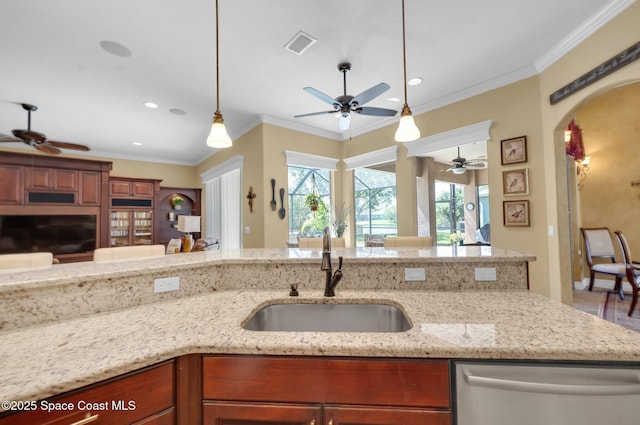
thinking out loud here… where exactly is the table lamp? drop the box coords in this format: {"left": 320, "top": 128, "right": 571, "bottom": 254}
{"left": 177, "top": 215, "right": 201, "bottom": 252}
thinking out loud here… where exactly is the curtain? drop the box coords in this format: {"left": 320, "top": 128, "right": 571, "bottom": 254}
{"left": 204, "top": 167, "right": 242, "bottom": 249}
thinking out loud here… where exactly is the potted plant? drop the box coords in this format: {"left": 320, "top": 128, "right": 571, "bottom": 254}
{"left": 331, "top": 203, "right": 349, "bottom": 237}
{"left": 449, "top": 231, "right": 466, "bottom": 246}
{"left": 171, "top": 196, "right": 184, "bottom": 210}
{"left": 305, "top": 193, "right": 322, "bottom": 212}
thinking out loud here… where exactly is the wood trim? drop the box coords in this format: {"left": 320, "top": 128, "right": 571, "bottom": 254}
{"left": 176, "top": 354, "right": 202, "bottom": 425}
{"left": 0, "top": 151, "right": 112, "bottom": 172}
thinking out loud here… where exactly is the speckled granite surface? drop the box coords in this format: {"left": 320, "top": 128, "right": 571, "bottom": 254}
{"left": 1, "top": 290, "right": 640, "bottom": 404}
{"left": 0, "top": 247, "right": 533, "bottom": 330}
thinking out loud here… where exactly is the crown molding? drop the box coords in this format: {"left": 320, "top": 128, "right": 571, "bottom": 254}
{"left": 405, "top": 120, "right": 493, "bottom": 158}
{"left": 200, "top": 155, "right": 244, "bottom": 182}
{"left": 284, "top": 150, "right": 340, "bottom": 170}
{"left": 343, "top": 146, "right": 398, "bottom": 170}
{"left": 535, "top": 0, "right": 636, "bottom": 72}
{"left": 261, "top": 114, "right": 343, "bottom": 140}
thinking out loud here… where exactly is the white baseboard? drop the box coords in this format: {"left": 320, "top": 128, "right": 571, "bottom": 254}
{"left": 578, "top": 277, "right": 633, "bottom": 294}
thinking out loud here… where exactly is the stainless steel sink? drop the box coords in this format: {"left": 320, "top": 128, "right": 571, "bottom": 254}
{"left": 243, "top": 302, "right": 411, "bottom": 332}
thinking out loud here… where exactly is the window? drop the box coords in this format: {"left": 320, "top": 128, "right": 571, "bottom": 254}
{"left": 434, "top": 182, "right": 464, "bottom": 245}
{"left": 287, "top": 166, "right": 331, "bottom": 241}
{"left": 354, "top": 167, "right": 397, "bottom": 247}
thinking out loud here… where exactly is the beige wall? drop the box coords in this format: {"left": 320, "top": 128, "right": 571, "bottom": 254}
{"left": 576, "top": 82, "right": 640, "bottom": 262}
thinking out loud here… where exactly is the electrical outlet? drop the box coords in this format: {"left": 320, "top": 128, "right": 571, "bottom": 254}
{"left": 154, "top": 276, "right": 179, "bottom": 293}
{"left": 404, "top": 268, "right": 426, "bottom": 282}
{"left": 474, "top": 268, "right": 497, "bottom": 281}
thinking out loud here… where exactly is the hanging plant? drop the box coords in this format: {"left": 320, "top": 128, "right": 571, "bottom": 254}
{"left": 305, "top": 193, "right": 322, "bottom": 211}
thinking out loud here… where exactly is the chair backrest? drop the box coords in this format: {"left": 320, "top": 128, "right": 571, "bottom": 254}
{"left": 0, "top": 252, "right": 53, "bottom": 271}
{"left": 383, "top": 236, "right": 433, "bottom": 248}
{"left": 580, "top": 227, "right": 618, "bottom": 266}
{"left": 298, "top": 237, "right": 345, "bottom": 249}
{"left": 364, "top": 234, "right": 386, "bottom": 247}
{"left": 93, "top": 245, "right": 165, "bottom": 262}
{"left": 614, "top": 230, "right": 632, "bottom": 264}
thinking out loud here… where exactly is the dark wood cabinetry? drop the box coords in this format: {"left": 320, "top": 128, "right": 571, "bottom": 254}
{"left": 155, "top": 187, "right": 202, "bottom": 245}
{"left": 0, "top": 361, "right": 175, "bottom": 425}
{"left": 202, "top": 356, "right": 451, "bottom": 425}
{"left": 107, "top": 177, "right": 161, "bottom": 247}
{"left": 0, "top": 164, "right": 23, "bottom": 205}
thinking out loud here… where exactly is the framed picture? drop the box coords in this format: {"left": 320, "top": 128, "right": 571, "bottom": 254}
{"left": 502, "top": 168, "right": 529, "bottom": 196}
{"left": 503, "top": 200, "right": 530, "bottom": 227}
{"left": 501, "top": 136, "right": 527, "bottom": 165}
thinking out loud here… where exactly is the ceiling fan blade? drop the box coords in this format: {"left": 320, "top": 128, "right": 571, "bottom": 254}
{"left": 294, "top": 110, "right": 336, "bottom": 118}
{"left": 34, "top": 144, "right": 61, "bottom": 155}
{"left": 350, "top": 82, "right": 390, "bottom": 107}
{"left": 354, "top": 106, "right": 397, "bottom": 117}
{"left": 303, "top": 87, "right": 339, "bottom": 108}
{"left": 464, "top": 163, "right": 486, "bottom": 169}
{"left": 12, "top": 129, "right": 47, "bottom": 143}
{"left": 0, "top": 133, "right": 20, "bottom": 143}
{"left": 339, "top": 113, "right": 351, "bottom": 131}
{"left": 48, "top": 141, "right": 90, "bottom": 151}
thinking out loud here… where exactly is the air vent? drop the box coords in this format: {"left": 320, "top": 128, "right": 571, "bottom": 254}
{"left": 284, "top": 31, "right": 317, "bottom": 55}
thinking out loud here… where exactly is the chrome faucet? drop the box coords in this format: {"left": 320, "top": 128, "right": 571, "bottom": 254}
{"left": 321, "top": 227, "right": 343, "bottom": 297}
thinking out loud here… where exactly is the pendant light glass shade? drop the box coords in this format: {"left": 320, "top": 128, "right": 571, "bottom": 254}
{"left": 394, "top": 105, "right": 420, "bottom": 142}
{"left": 207, "top": 111, "right": 232, "bottom": 148}
{"left": 207, "top": 0, "right": 232, "bottom": 148}
{"left": 394, "top": 0, "right": 420, "bottom": 143}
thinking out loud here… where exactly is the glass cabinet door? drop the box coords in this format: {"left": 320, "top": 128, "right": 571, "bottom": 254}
{"left": 133, "top": 210, "right": 153, "bottom": 245}
{"left": 110, "top": 210, "right": 130, "bottom": 246}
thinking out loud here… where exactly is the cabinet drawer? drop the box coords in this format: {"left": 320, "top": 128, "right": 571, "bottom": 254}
{"left": 203, "top": 401, "right": 321, "bottom": 425}
{"left": 0, "top": 361, "right": 174, "bottom": 425}
{"left": 325, "top": 405, "right": 451, "bottom": 425}
{"left": 203, "top": 356, "right": 450, "bottom": 408}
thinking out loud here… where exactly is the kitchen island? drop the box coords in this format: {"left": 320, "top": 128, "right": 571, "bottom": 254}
{"left": 2, "top": 247, "right": 640, "bottom": 422}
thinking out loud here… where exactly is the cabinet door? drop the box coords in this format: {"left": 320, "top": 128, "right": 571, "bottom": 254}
{"left": 110, "top": 210, "right": 131, "bottom": 246}
{"left": 53, "top": 169, "right": 78, "bottom": 191}
{"left": 0, "top": 165, "right": 23, "bottom": 205}
{"left": 0, "top": 361, "right": 174, "bottom": 425}
{"left": 25, "top": 167, "right": 53, "bottom": 189}
{"left": 324, "top": 405, "right": 451, "bottom": 425}
{"left": 203, "top": 401, "right": 321, "bottom": 425}
{"left": 110, "top": 180, "right": 133, "bottom": 197}
{"left": 79, "top": 171, "right": 101, "bottom": 205}
{"left": 133, "top": 210, "right": 153, "bottom": 245}
{"left": 132, "top": 182, "right": 155, "bottom": 197}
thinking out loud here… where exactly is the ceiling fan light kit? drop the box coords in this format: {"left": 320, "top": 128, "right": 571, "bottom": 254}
{"left": 294, "top": 61, "right": 397, "bottom": 130}
{"left": 206, "top": 0, "right": 232, "bottom": 149}
{"left": 394, "top": 0, "right": 420, "bottom": 143}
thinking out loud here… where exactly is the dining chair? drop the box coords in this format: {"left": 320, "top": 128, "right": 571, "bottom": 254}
{"left": 383, "top": 236, "right": 433, "bottom": 248}
{"left": 298, "top": 237, "right": 345, "bottom": 249}
{"left": 614, "top": 230, "right": 640, "bottom": 316}
{"left": 580, "top": 227, "right": 626, "bottom": 299}
{"left": 0, "top": 252, "right": 54, "bottom": 271}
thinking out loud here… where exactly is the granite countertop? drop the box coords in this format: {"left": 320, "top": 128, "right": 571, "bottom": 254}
{"left": 2, "top": 289, "right": 640, "bottom": 403}
{"left": 0, "top": 247, "right": 534, "bottom": 290}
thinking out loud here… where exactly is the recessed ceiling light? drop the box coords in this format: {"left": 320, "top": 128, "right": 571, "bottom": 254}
{"left": 387, "top": 97, "right": 401, "bottom": 102}
{"left": 132, "top": 142, "right": 143, "bottom": 146}
{"left": 99, "top": 40, "right": 132, "bottom": 58}
{"left": 407, "top": 77, "right": 423, "bottom": 86}
{"left": 143, "top": 102, "right": 158, "bottom": 109}
{"left": 169, "top": 108, "right": 186, "bottom": 115}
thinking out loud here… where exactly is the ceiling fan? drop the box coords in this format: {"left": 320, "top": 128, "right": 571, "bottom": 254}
{"left": 0, "top": 103, "right": 90, "bottom": 155}
{"left": 294, "top": 62, "right": 397, "bottom": 131}
{"left": 446, "top": 147, "right": 487, "bottom": 174}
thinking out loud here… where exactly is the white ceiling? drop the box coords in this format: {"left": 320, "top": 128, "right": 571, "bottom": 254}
{"left": 0, "top": 0, "right": 630, "bottom": 165}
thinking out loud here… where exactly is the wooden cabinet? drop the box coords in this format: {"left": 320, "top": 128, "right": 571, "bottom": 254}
{"left": 25, "top": 167, "right": 78, "bottom": 191}
{"left": 107, "top": 178, "right": 161, "bottom": 246}
{"left": 0, "top": 360, "right": 175, "bottom": 425}
{"left": 202, "top": 356, "right": 451, "bottom": 425}
{"left": 0, "top": 164, "right": 23, "bottom": 205}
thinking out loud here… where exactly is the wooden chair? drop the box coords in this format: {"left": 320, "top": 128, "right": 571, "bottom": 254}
{"left": 383, "top": 236, "right": 433, "bottom": 248}
{"left": 615, "top": 230, "right": 640, "bottom": 316}
{"left": 580, "top": 227, "right": 626, "bottom": 299}
{"left": 298, "top": 238, "right": 345, "bottom": 249}
{"left": 93, "top": 245, "right": 165, "bottom": 262}
{"left": 0, "top": 252, "right": 54, "bottom": 271}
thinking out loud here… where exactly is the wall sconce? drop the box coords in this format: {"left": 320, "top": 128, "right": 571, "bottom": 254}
{"left": 576, "top": 156, "right": 591, "bottom": 191}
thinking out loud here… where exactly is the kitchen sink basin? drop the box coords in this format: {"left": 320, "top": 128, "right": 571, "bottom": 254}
{"left": 243, "top": 302, "right": 411, "bottom": 332}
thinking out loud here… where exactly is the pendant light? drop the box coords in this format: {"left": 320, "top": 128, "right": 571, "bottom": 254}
{"left": 394, "top": 0, "right": 421, "bottom": 143}
{"left": 206, "top": 0, "right": 232, "bottom": 148}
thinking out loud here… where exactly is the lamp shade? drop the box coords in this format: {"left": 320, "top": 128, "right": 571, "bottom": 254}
{"left": 394, "top": 113, "right": 421, "bottom": 142}
{"left": 177, "top": 215, "right": 201, "bottom": 233}
{"left": 206, "top": 120, "right": 232, "bottom": 148}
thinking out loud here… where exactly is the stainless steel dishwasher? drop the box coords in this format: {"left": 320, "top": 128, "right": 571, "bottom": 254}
{"left": 454, "top": 361, "right": 640, "bottom": 425}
